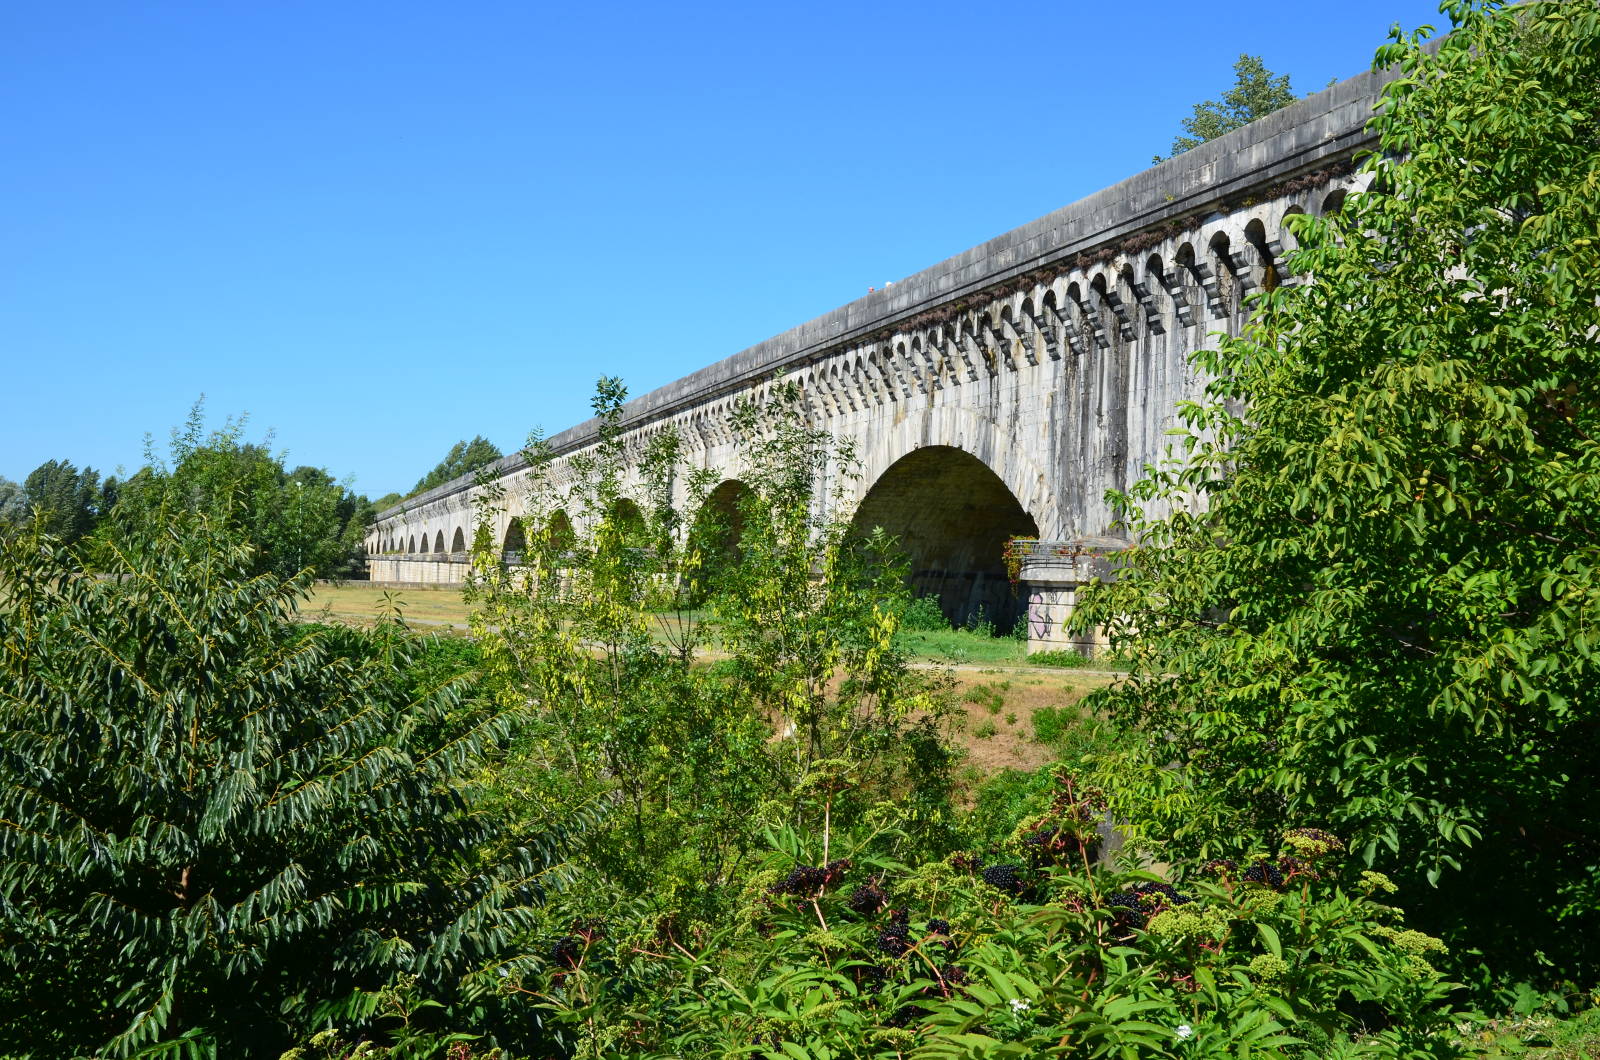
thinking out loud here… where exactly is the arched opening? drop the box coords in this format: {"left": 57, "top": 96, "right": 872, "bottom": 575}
{"left": 433, "top": 530, "right": 446, "bottom": 554}
{"left": 503, "top": 518, "right": 526, "bottom": 558}
{"left": 545, "top": 511, "right": 575, "bottom": 554}
{"left": 610, "top": 497, "right": 646, "bottom": 541}
{"left": 1244, "top": 218, "right": 1278, "bottom": 290}
{"left": 450, "top": 527, "right": 466, "bottom": 554}
{"left": 690, "top": 479, "right": 751, "bottom": 595}
{"left": 851, "top": 446, "right": 1039, "bottom": 631}
{"left": 407, "top": 535, "right": 415, "bottom": 554}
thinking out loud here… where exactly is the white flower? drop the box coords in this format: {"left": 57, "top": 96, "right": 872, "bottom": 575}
{"left": 1009, "top": 998, "right": 1030, "bottom": 1013}
{"left": 1175, "top": 1023, "right": 1194, "bottom": 1041}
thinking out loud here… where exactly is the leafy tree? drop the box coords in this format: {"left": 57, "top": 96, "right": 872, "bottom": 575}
{"left": 410, "top": 435, "right": 502, "bottom": 497}
{"left": 372, "top": 490, "right": 404, "bottom": 512}
{"left": 1159, "top": 54, "right": 1296, "bottom": 160}
{"left": 0, "top": 476, "right": 26, "bottom": 529}
{"left": 462, "top": 379, "right": 957, "bottom": 1024}
{"left": 20, "top": 458, "right": 105, "bottom": 544}
{"left": 0, "top": 514, "right": 572, "bottom": 1057}
{"left": 1081, "top": 0, "right": 1600, "bottom": 994}
{"left": 105, "top": 404, "right": 372, "bottom": 579}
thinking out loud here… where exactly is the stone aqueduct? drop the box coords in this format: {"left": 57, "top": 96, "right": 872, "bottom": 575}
{"left": 365, "top": 68, "right": 1391, "bottom": 652}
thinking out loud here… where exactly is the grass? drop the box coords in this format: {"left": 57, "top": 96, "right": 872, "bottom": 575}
{"left": 301, "top": 583, "right": 473, "bottom": 630}
{"left": 302, "top": 583, "right": 1124, "bottom": 675}
{"left": 894, "top": 626, "right": 1031, "bottom": 665}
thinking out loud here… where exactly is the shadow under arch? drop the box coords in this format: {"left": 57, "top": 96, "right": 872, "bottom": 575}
{"left": 503, "top": 517, "right": 526, "bottom": 554}
{"left": 688, "top": 478, "right": 751, "bottom": 599}
{"left": 850, "top": 445, "right": 1039, "bottom": 631}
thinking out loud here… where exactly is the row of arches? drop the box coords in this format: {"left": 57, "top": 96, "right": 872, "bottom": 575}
{"left": 370, "top": 444, "right": 1038, "bottom": 632}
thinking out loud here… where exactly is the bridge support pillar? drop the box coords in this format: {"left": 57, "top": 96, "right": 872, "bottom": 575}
{"left": 1016, "top": 538, "right": 1128, "bottom": 658}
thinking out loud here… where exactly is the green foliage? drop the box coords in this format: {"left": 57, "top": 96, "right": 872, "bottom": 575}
{"left": 103, "top": 402, "right": 373, "bottom": 579}
{"left": 900, "top": 592, "right": 950, "bottom": 631}
{"left": 0, "top": 514, "right": 567, "bottom": 1057}
{"left": 410, "top": 435, "right": 503, "bottom": 497}
{"left": 1162, "top": 54, "right": 1296, "bottom": 160}
{"left": 1080, "top": 0, "right": 1600, "bottom": 993}
{"left": 14, "top": 458, "right": 110, "bottom": 544}
{"left": 461, "top": 378, "right": 963, "bottom": 1056}
{"left": 1026, "top": 648, "right": 1090, "bottom": 669}
{"left": 0, "top": 475, "right": 26, "bottom": 528}
{"left": 529, "top": 784, "right": 1471, "bottom": 1059}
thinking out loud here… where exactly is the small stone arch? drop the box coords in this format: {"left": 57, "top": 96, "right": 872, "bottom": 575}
{"left": 503, "top": 518, "right": 527, "bottom": 554}
{"left": 1244, "top": 217, "right": 1281, "bottom": 289}
{"left": 1320, "top": 188, "right": 1348, "bottom": 216}
{"left": 433, "top": 530, "right": 446, "bottom": 554}
{"left": 538, "top": 510, "right": 575, "bottom": 554}
{"left": 450, "top": 527, "right": 466, "bottom": 553}
{"left": 689, "top": 479, "right": 751, "bottom": 597}
{"left": 610, "top": 497, "right": 647, "bottom": 542}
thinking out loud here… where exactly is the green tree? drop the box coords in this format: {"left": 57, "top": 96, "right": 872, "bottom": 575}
{"left": 1081, "top": 0, "right": 1600, "bottom": 993}
{"left": 410, "top": 435, "right": 502, "bottom": 497}
{"left": 463, "top": 381, "right": 956, "bottom": 985}
{"left": 0, "top": 475, "right": 26, "bottom": 529}
{"left": 1160, "top": 54, "right": 1296, "bottom": 160}
{"left": 105, "top": 405, "right": 372, "bottom": 579}
{"left": 0, "top": 513, "right": 573, "bottom": 1057}
{"left": 21, "top": 458, "right": 104, "bottom": 544}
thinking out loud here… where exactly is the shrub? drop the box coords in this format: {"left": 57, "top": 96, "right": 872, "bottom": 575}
{"left": 1027, "top": 648, "right": 1089, "bottom": 668}
{"left": 900, "top": 592, "right": 950, "bottom": 631}
{"left": 0, "top": 518, "right": 565, "bottom": 1057}
{"left": 1075, "top": 0, "right": 1600, "bottom": 992}
{"left": 530, "top": 785, "right": 1472, "bottom": 1058}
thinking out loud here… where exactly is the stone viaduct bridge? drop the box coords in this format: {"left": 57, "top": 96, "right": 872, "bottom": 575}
{"left": 365, "top": 68, "right": 1390, "bottom": 653}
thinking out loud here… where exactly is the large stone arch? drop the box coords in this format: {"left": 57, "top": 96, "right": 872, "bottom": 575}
{"left": 850, "top": 444, "right": 1040, "bottom": 631}
{"left": 848, "top": 407, "right": 1058, "bottom": 534}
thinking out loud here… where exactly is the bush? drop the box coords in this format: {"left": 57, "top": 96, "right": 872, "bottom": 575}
{"left": 1075, "top": 0, "right": 1600, "bottom": 993}
{"left": 0, "top": 518, "right": 564, "bottom": 1057}
{"left": 900, "top": 592, "right": 951, "bottom": 631}
{"left": 531, "top": 780, "right": 1473, "bottom": 1058}
{"left": 1027, "top": 648, "right": 1089, "bottom": 668}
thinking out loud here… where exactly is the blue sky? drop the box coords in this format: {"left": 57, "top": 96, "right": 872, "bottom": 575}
{"left": 1, "top": 0, "right": 1449, "bottom": 499}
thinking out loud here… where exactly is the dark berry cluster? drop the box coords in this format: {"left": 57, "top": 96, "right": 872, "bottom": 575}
{"left": 768, "top": 858, "right": 851, "bottom": 896}
{"left": 549, "top": 935, "right": 582, "bottom": 969}
{"left": 980, "top": 863, "right": 1025, "bottom": 895}
{"left": 1131, "top": 881, "right": 1193, "bottom": 909}
{"left": 948, "top": 851, "right": 981, "bottom": 873}
{"left": 847, "top": 883, "right": 887, "bottom": 916}
{"left": 1200, "top": 858, "right": 1238, "bottom": 877}
{"left": 1105, "top": 891, "right": 1148, "bottom": 931}
{"left": 1285, "top": 827, "right": 1341, "bottom": 848}
{"left": 926, "top": 918, "right": 951, "bottom": 936}
{"left": 1242, "top": 859, "right": 1287, "bottom": 888}
{"left": 1022, "top": 825, "right": 1088, "bottom": 865}
{"left": 1277, "top": 854, "right": 1316, "bottom": 881}
{"left": 876, "top": 921, "right": 912, "bottom": 958}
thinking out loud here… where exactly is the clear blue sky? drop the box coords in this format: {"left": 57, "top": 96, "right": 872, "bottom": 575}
{"left": 1, "top": 0, "right": 1449, "bottom": 499}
